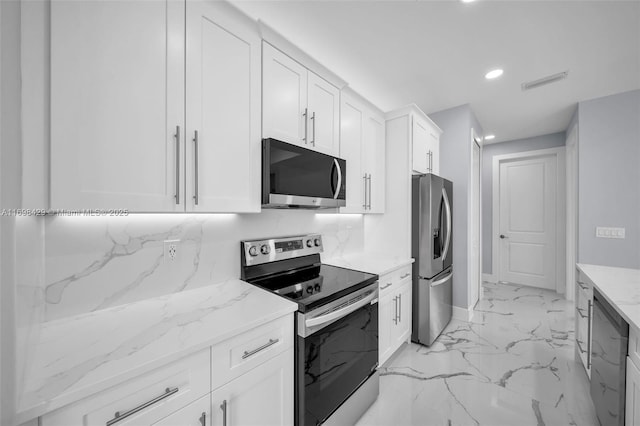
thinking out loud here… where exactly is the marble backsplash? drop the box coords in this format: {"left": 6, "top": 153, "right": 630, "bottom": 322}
{"left": 40, "top": 211, "right": 363, "bottom": 321}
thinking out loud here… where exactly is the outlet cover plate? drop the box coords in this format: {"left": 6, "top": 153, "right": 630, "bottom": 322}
{"left": 595, "top": 227, "right": 625, "bottom": 239}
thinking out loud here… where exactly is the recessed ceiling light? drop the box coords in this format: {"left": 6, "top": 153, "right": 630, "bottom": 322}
{"left": 485, "top": 134, "right": 495, "bottom": 141}
{"left": 485, "top": 69, "right": 503, "bottom": 80}
{"left": 461, "top": 0, "right": 476, "bottom": 3}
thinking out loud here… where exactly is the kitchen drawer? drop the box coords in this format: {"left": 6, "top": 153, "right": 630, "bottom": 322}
{"left": 379, "top": 264, "right": 412, "bottom": 295}
{"left": 629, "top": 327, "right": 640, "bottom": 371}
{"left": 576, "top": 269, "right": 593, "bottom": 298}
{"left": 42, "top": 348, "right": 210, "bottom": 426}
{"left": 211, "top": 314, "right": 293, "bottom": 390}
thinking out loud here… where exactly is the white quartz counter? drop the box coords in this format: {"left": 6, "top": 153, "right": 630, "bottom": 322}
{"left": 323, "top": 253, "right": 414, "bottom": 276}
{"left": 577, "top": 263, "right": 640, "bottom": 330}
{"left": 17, "top": 279, "right": 297, "bottom": 423}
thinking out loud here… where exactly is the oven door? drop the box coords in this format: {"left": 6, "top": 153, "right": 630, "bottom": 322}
{"left": 296, "top": 285, "right": 378, "bottom": 426}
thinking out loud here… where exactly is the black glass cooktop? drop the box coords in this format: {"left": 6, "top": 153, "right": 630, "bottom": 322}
{"left": 247, "top": 263, "right": 378, "bottom": 313}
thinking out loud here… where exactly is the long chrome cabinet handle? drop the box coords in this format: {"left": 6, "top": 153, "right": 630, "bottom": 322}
{"left": 220, "top": 400, "right": 227, "bottom": 426}
{"left": 393, "top": 296, "right": 398, "bottom": 325}
{"left": 193, "top": 130, "right": 199, "bottom": 206}
{"left": 175, "top": 126, "right": 180, "bottom": 204}
{"left": 199, "top": 412, "right": 206, "bottom": 426}
{"left": 398, "top": 293, "right": 402, "bottom": 322}
{"left": 242, "top": 338, "right": 279, "bottom": 359}
{"left": 587, "top": 299, "right": 592, "bottom": 368}
{"left": 367, "top": 174, "right": 372, "bottom": 209}
{"left": 363, "top": 174, "right": 367, "bottom": 209}
{"left": 106, "top": 387, "right": 179, "bottom": 426}
{"left": 311, "top": 111, "right": 316, "bottom": 146}
{"left": 302, "top": 108, "right": 308, "bottom": 144}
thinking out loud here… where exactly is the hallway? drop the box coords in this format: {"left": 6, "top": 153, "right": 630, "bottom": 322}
{"left": 358, "top": 281, "right": 599, "bottom": 426}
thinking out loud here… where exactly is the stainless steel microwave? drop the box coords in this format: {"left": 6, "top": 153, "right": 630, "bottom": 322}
{"left": 262, "top": 138, "right": 346, "bottom": 209}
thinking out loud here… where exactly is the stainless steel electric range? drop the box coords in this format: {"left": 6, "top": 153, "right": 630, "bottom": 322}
{"left": 240, "top": 234, "right": 379, "bottom": 426}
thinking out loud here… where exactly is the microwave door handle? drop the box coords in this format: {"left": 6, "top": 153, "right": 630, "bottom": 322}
{"left": 333, "top": 159, "right": 342, "bottom": 200}
{"left": 441, "top": 186, "right": 452, "bottom": 260}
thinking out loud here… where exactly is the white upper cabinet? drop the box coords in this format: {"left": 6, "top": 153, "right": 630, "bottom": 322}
{"left": 340, "top": 88, "right": 385, "bottom": 214}
{"left": 262, "top": 43, "right": 340, "bottom": 156}
{"left": 50, "top": 0, "right": 261, "bottom": 212}
{"left": 412, "top": 116, "right": 431, "bottom": 175}
{"left": 186, "top": 0, "right": 261, "bottom": 212}
{"left": 262, "top": 43, "right": 308, "bottom": 146}
{"left": 50, "top": 0, "right": 185, "bottom": 211}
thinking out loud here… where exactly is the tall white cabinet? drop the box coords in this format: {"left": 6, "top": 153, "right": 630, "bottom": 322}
{"left": 262, "top": 43, "right": 340, "bottom": 156}
{"left": 50, "top": 0, "right": 261, "bottom": 212}
{"left": 340, "top": 88, "right": 385, "bottom": 214}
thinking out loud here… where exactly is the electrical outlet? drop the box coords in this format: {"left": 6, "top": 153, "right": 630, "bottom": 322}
{"left": 164, "top": 239, "right": 180, "bottom": 262}
{"left": 595, "top": 227, "right": 625, "bottom": 239}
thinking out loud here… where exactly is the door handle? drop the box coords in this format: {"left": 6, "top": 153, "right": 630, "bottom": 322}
{"left": 302, "top": 108, "right": 308, "bottom": 144}
{"left": 363, "top": 174, "right": 367, "bottom": 209}
{"left": 393, "top": 296, "right": 398, "bottom": 325}
{"left": 500, "top": 234, "right": 508, "bottom": 239}
{"left": 310, "top": 111, "right": 316, "bottom": 146}
{"left": 332, "top": 159, "right": 342, "bottom": 200}
{"left": 220, "top": 400, "right": 227, "bottom": 426}
{"left": 174, "top": 126, "right": 180, "bottom": 204}
{"left": 430, "top": 272, "right": 452, "bottom": 287}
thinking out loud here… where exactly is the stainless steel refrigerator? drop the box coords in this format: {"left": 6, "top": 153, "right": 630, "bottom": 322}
{"left": 411, "top": 174, "right": 453, "bottom": 346}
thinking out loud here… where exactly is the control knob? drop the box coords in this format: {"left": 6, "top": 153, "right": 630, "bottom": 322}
{"left": 248, "top": 246, "right": 258, "bottom": 257}
{"left": 306, "top": 239, "right": 313, "bottom": 248}
{"left": 260, "top": 244, "right": 271, "bottom": 255}
{"left": 314, "top": 238, "right": 321, "bottom": 247}
{"left": 306, "top": 285, "right": 314, "bottom": 294}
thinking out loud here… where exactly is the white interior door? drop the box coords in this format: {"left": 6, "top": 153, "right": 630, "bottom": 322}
{"left": 469, "top": 140, "right": 481, "bottom": 307}
{"left": 499, "top": 155, "right": 557, "bottom": 289}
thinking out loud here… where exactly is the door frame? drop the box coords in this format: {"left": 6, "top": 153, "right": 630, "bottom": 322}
{"left": 468, "top": 129, "right": 482, "bottom": 309}
{"left": 491, "top": 147, "right": 566, "bottom": 294}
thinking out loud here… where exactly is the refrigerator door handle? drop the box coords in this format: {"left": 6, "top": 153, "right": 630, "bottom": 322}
{"left": 430, "top": 272, "right": 453, "bottom": 287}
{"left": 441, "top": 187, "right": 452, "bottom": 261}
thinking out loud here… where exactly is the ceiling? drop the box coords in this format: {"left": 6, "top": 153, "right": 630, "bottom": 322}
{"left": 232, "top": 0, "right": 640, "bottom": 144}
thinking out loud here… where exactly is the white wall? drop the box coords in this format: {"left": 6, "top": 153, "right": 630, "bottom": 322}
{"left": 578, "top": 89, "right": 640, "bottom": 268}
{"left": 481, "top": 132, "right": 566, "bottom": 274}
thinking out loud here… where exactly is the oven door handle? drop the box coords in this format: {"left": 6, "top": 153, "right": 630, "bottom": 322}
{"left": 305, "top": 290, "right": 377, "bottom": 328}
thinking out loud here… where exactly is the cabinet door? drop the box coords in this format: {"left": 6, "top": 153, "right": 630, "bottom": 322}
{"left": 339, "top": 95, "right": 365, "bottom": 213}
{"left": 363, "top": 112, "right": 386, "bottom": 213}
{"left": 186, "top": 1, "right": 261, "bottom": 212}
{"left": 263, "top": 43, "right": 308, "bottom": 148}
{"left": 428, "top": 128, "right": 440, "bottom": 175}
{"left": 307, "top": 72, "right": 340, "bottom": 156}
{"left": 627, "top": 357, "right": 640, "bottom": 426}
{"left": 395, "top": 279, "right": 412, "bottom": 346}
{"left": 412, "top": 116, "right": 430, "bottom": 174}
{"left": 50, "top": 0, "right": 184, "bottom": 211}
{"left": 210, "top": 350, "right": 293, "bottom": 426}
{"left": 152, "top": 394, "right": 210, "bottom": 426}
{"left": 378, "top": 289, "right": 396, "bottom": 366}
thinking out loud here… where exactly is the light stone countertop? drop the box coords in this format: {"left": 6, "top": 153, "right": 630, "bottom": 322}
{"left": 323, "top": 252, "right": 414, "bottom": 276}
{"left": 577, "top": 263, "right": 640, "bottom": 330}
{"left": 17, "top": 279, "right": 297, "bottom": 423}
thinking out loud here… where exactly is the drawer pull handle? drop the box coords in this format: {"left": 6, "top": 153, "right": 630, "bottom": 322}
{"left": 106, "top": 387, "right": 179, "bottom": 426}
{"left": 400, "top": 273, "right": 410, "bottom": 279}
{"left": 576, "top": 307, "right": 589, "bottom": 319}
{"left": 577, "top": 281, "right": 588, "bottom": 290}
{"left": 242, "top": 338, "right": 279, "bottom": 359}
{"left": 380, "top": 282, "right": 393, "bottom": 290}
{"left": 576, "top": 339, "right": 587, "bottom": 354}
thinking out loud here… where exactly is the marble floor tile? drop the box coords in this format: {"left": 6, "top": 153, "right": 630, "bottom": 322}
{"left": 356, "top": 281, "right": 599, "bottom": 426}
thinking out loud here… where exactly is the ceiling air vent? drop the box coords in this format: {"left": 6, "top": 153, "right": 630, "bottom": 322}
{"left": 521, "top": 71, "right": 568, "bottom": 91}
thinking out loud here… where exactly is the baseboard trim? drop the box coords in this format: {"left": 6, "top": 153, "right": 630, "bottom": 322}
{"left": 452, "top": 305, "right": 475, "bottom": 322}
{"left": 482, "top": 273, "right": 497, "bottom": 283}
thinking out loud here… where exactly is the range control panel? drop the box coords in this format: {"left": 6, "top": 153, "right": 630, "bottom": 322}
{"left": 241, "top": 234, "right": 323, "bottom": 266}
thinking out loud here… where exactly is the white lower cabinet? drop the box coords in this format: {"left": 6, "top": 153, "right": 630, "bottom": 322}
{"left": 627, "top": 356, "right": 640, "bottom": 426}
{"left": 40, "top": 314, "right": 294, "bottom": 426}
{"left": 41, "top": 349, "right": 211, "bottom": 426}
{"left": 575, "top": 268, "right": 593, "bottom": 377}
{"left": 210, "top": 351, "right": 293, "bottom": 426}
{"left": 153, "top": 394, "right": 211, "bottom": 426}
{"left": 378, "top": 265, "right": 412, "bottom": 366}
